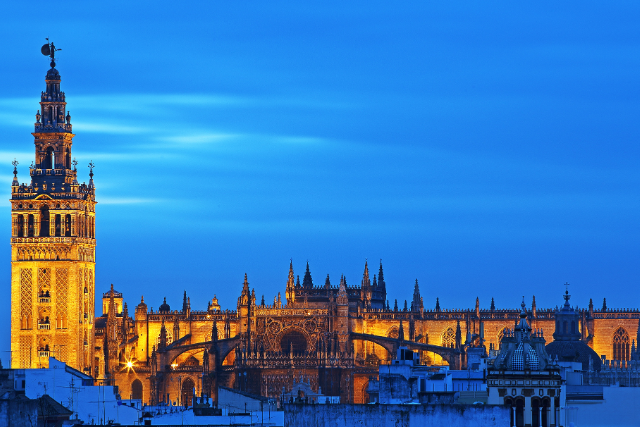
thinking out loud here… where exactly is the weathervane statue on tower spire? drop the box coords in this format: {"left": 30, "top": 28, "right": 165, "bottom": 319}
{"left": 40, "top": 38, "right": 61, "bottom": 68}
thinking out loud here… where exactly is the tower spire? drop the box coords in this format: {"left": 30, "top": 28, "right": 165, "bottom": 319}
{"left": 285, "top": 260, "right": 295, "bottom": 305}
{"left": 378, "top": 260, "right": 386, "bottom": 291}
{"left": 412, "top": 279, "right": 422, "bottom": 312}
{"left": 11, "top": 49, "right": 97, "bottom": 374}
{"left": 362, "top": 261, "right": 370, "bottom": 288}
{"left": 302, "top": 261, "right": 313, "bottom": 289}
{"left": 11, "top": 159, "right": 18, "bottom": 187}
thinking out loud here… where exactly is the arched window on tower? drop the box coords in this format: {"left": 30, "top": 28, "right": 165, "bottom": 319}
{"left": 613, "top": 328, "right": 630, "bottom": 361}
{"left": 85, "top": 207, "right": 89, "bottom": 238}
{"left": 54, "top": 214, "right": 61, "bottom": 237}
{"left": 39, "top": 206, "right": 50, "bottom": 237}
{"left": 563, "top": 321, "right": 568, "bottom": 334}
{"left": 65, "top": 214, "right": 71, "bottom": 237}
{"left": 17, "top": 215, "right": 24, "bottom": 237}
{"left": 43, "top": 147, "right": 55, "bottom": 169}
{"left": 28, "top": 214, "right": 34, "bottom": 237}
{"left": 571, "top": 321, "right": 576, "bottom": 334}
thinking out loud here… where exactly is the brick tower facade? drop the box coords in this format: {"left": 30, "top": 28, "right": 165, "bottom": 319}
{"left": 10, "top": 45, "right": 96, "bottom": 374}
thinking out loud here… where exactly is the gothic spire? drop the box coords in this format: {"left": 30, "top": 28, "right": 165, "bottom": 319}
{"left": 182, "top": 290, "right": 188, "bottom": 313}
{"left": 361, "top": 261, "right": 370, "bottom": 289}
{"left": 286, "top": 260, "right": 296, "bottom": 305}
{"left": 490, "top": 297, "right": 495, "bottom": 311}
{"left": 435, "top": 297, "right": 441, "bottom": 312}
{"left": 159, "top": 319, "right": 167, "bottom": 350}
{"left": 532, "top": 295, "right": 537, "bottom": 317}
{"left": 337, "top": 275, "right": 348, "bottom": 305}
{"left": 107, "top": 284, "right": 116, "bottom": 318}
{"left": 398, "top": 321, "right": 405, "bottom": 342}
{"left": 173, "top": 320, "right": 180, "bottom": 342}
{"left": 302, "top": 261, "right": 313, "bottom": 289}
{"left": 242, "top": 273, "right": 250, "bottom": 294}
{"left": 412, "top": 279, "right": 422, "bottom": 312}
{"left": 378, "top": 260, "right": 386, "bottom": 291}
{"left": 325, "top": 274, "right": 331, "bottom": 289}
{"left": 211, "top": 320, "right": 218, "bottom": 343}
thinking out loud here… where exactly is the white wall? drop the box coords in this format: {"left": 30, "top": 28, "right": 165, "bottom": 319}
{"left": 23, "top": 358, "right": 139, "bottom": 425}
{"left": 568, "top": 387, "right": 640, "bottom": 427}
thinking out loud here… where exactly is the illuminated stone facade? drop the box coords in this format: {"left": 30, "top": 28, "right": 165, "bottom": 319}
{"left": 10, "top": 58, "right": 640, "bottom": 407}
{"left": 94, "top": 261, "right": 640, "bottom": 406}
{"left": 10, "top": 59, "right": 96, "bottom": 374}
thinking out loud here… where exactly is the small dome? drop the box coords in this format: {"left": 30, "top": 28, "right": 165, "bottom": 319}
{"left": 137, "top": 296, "right": 147, "bottom": 309}
{"left": 546, "top": 340, "right": 602, "bottom": 371}
{"left": 46, "top": 67, "right": 60, "bottom": 80}
{"left": 159, "top": 297, "right": 170, "bottom": 312}
{"left": 491, "top": 299, "right": 552, "bottom": 371}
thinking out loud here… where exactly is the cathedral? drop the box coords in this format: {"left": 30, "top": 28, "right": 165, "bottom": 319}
{"left": 10, "top": 49, "right": 640, "bottom": 407}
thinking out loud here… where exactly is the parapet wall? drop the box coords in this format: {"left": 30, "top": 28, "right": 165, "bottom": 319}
{"left": 284, "top": 403, "right": 509, "bottom": 427}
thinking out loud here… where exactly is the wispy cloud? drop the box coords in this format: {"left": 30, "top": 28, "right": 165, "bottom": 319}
{"left": 69, "top": 94, "right": 252, "bottom": 113}
{"left": 72, "top": 122, "right": 152, "bottom": 135}
{"left": 99, "top": 197, "right": 164, "bottom": 205}
{"left": 160, "top": 133, "right": 241, "bottom": 144}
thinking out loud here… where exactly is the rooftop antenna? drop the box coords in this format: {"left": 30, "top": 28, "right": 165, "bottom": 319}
{"left": 41, "top": 38, "right": 61, "bottom": 67}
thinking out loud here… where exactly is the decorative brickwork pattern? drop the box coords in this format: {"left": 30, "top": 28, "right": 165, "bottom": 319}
{"left": 19, "top": 336, "right": 31, "bottom": 368}
{"left": 56, "top": 268, "right": 68, "bottom": 329}
{"left": 58, "top": 335, "right": 69, "bottom": 363}
{"left": 89, "top": 269, "right": 94, "bottom": 322}
{"left": 20, "top": 269, "right": 33, "bottom": 329}
{"left": 38, "top": 268, "right": 51, "bottom": 296}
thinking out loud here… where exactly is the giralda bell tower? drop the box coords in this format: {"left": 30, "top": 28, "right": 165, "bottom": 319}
{"left": 10, "top": 43, "right": 96, "bottom": 374}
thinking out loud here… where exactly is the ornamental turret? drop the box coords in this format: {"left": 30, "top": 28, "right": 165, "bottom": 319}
{"left": 361, "top": 261, "right": 372, "bottom": 308}
{"left": 302, "top": 261, "right": 313, "bottom": 289}
{"left": 285, "top": 260, "right": 295, "bottom": 305}
{"left": 412, "top": 279, "right": 423, "bottom": 313}
{"left": 238, "top": 274, "right": 251, "bottom": 335}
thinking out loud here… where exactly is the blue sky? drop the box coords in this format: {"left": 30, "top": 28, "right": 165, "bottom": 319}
{"left": 2, "top": 2, "right": 640, "bottom": 359}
